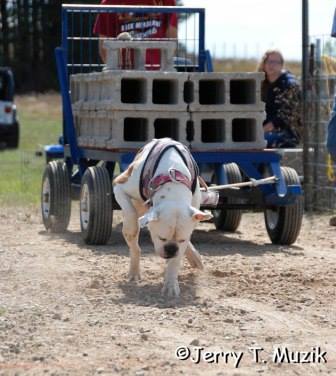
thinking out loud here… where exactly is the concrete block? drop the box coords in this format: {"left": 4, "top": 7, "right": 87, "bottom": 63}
{"left": 148, "top": 111, "right": 190, "bottom": 145}
{"left": 75, "top": 110, "right": 110, "bottom": 148}
{"left": 74, "top": 109, "right": 190, "bottom": 150}
{"left": 71, "top": 70, "right": 189, "bottom": 112}
{"left": 103, "top": 39, "right": 177, "bottom": 71}
{"left": 190, "top": 111, "right": 266, "bottom": 150}
{"left": 106, "top": 110, "right": 151, "bottom": 149}
{"left": 70, "top": 74, "right": 88, "bottom": 103}
{"left": 105, "top": 110, "right": 190, "bottom": 148}
{"left": 75, "top": 110, "right": 94, "bottom": 148}
{"left": 188, "top": 72, "right": 265, "bottom": 112}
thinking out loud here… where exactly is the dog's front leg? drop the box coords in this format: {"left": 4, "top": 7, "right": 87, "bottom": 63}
{"left": 185, "top": 241, "right": 204, "bottom": 270}
{"left": 162, "top": 253, "right": 184, "bottom": 298}
{"left": 114, "top": 186, "right": 141, "bottom": 281}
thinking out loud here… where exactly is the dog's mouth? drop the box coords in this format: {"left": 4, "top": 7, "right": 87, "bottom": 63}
{"left": 163, "top": 254, "right": 175, "bottom": 259}
{"left": 157, "top": 249, "right": 178, "bottom": 259}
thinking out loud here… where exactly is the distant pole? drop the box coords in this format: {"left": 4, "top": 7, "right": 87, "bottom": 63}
{"left": 302, "top": 0, "right": 312, "bottom": 210}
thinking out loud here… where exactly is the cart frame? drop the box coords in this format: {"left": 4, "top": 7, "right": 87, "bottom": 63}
{"left": 42, "top": 4, "right": 303, "bottom": 246}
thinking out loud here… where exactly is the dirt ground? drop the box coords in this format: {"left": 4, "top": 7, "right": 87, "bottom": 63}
{"left": 0, "top": 205, "right": 335, "bottom": 376}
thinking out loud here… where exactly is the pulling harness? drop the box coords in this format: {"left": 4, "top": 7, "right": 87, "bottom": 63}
{"left": 139, "top": 138, "right": 199, "bottom": 203}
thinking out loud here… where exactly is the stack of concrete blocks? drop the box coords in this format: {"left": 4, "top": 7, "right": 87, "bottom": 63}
{"left": 187, "top": 72, "right": 266, "bottom": 149}
{"left": 70, "top": 39, "right": 266, "bottom": 150}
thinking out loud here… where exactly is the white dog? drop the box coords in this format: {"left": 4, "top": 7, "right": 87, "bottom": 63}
{"left": 113, "top": 138, "right": 212, "bottom": 297}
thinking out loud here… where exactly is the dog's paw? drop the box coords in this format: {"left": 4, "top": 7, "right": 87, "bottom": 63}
{"left": 162, "top": 280, "right": 180, "bottom": 298}
{"left": 128, "top": 270, "right": 141, "bottom": 282}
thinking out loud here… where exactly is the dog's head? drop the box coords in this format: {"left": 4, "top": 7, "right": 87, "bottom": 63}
{"left": 139, "top": 204, "right": 212, "bottom": 259}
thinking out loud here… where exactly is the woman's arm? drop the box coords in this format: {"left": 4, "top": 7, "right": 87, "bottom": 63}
{"left": 274, "top": 84, "right": 302, "bottom": 131}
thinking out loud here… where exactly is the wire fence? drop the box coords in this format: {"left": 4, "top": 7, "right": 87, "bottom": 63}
{"left": 305, "top": 35, "right": 336, "bottom": 212}
{"left": 63, "top": 5, "right": 203, "bottom": 76}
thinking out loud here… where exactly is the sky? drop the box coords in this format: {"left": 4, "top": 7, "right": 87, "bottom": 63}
{"left": 181, "top": 0, "right": 336, "bottom": 60}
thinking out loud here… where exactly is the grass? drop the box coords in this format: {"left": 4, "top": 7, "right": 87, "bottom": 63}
{"left": 0, "top": 93, "right": 62, "bottom": 206}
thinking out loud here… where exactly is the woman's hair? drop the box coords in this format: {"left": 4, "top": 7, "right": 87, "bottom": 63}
{"left": 257, "top": 49, "right": 285, "bottom": 72}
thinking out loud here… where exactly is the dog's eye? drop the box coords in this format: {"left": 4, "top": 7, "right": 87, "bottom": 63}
{"left": 178, "top": 239, "right": 186, "bottom": 243}
{"left": 159, "top": 237, "right": 167, "bottom": 242}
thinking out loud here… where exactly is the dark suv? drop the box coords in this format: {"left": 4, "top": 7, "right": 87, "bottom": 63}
{"left": 0, "top": 68, "right": 19, "bottom": 149}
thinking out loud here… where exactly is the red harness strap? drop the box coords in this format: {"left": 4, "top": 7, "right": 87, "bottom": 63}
{"left": 148, "top": 168, "right": 192, "bottom": 195}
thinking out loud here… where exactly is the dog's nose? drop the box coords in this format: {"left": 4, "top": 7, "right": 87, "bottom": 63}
{"left": 164, "top": 242, "right": 178, "bottom": 258}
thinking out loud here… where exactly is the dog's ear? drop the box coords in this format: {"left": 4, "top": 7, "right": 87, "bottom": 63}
{"left": 190, "top": 207, "right": 213, "bottom": 222}
{"left": 139, "top": 208, "right": 159, "bottom": 228}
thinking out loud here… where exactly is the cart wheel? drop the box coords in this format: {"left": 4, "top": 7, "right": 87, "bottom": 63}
{"left": 80, "top": 165, "right": 113, "bottom": 245}
{"left": 212, "top": 163, "right": 243, "bottom": 232}
{"left": 6, "top": 122, "right": 19, "bottom": 149}
{"left": 41, "top": 160, "right": 71, "bottom": 232}
{"left": 264, "top": 166, "right": 303, "bottom": 245}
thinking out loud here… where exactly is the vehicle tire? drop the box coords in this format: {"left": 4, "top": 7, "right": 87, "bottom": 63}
{"left": 6, "top": 122, "right": 19, "bottom": 149}
{"left": 212, "top": 163, "right": 243, "bottom": 232}
{"left": 264, "top": 166, "right": 303, "bottom": 245}
{"left": 80, "top": 165, "right": 113, "bottom": 245}
{"left": 41, "top": 160, "right": 71, "bottom": 232}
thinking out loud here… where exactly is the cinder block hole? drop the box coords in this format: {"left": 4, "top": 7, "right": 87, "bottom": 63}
{"left": 152, "top": 79, "right": 178, "bottom": 104}
{"left": 230, "top": 79, "right": 256, "bottom": 104}
{"left": 201, "top": 119, "right": 225, "bottom": 142}
{"left": 184, "top": 81, "right": 194, "bottom": 103}
{"left": 154, "top": 119, "right": 179, "bottom": 140}
{"left": 199, "top": 80, "right": 225, "bottom": 104}
{"left": 186, "top": 120, "right": 194, "bottom": 142}
{"left": 232, "top": 119, "right": 256, "bottom": 142}
{"left": 121, "top": 78, "right": 146, "bottom": 103}
{"left": 124, "top": 118, "right": 148, "bottom": 141}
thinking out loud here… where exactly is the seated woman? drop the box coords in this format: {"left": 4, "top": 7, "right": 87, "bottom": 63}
{"left": 258, "top": 50, "right": 302, "bottom": 148}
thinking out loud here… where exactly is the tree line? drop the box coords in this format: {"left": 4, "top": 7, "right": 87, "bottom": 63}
{"left": 0, "top": 1, "right": 94, "bottom": 92}
{"left": 0, "top": 1, "right": 184, "bottom": 93}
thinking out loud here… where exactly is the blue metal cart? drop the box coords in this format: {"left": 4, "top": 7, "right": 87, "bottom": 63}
{"left": 41, "top": 4, "right": 303, "bottom": 245}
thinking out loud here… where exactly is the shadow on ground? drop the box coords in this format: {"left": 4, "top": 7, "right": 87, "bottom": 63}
{"left": 39, "top": 221, "right": 303, "bottom": 258}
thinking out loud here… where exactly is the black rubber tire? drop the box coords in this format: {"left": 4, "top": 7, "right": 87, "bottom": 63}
{"left": 212, "top": 163, "right": 243, "bottom": 232}
{"left": 6, "top": 122, "right": 19, "bottom": 149}
{"left": 80, "top": 165, "right": 113, "bottom": 245}
{"left": 41, "top": 160, "right": 71, "bottom": 232}
{"left": 264, "top": 166, "right": 303, "bottom": 245}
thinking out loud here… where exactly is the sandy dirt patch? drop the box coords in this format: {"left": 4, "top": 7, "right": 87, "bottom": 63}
{"left": 0, "top": 206, "right": 335, "bottom": 375}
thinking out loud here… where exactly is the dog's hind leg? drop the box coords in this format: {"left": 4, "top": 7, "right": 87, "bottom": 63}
{"left": 114, "top": 185, "right": 142, "bottom": 281}
{"left": 185, "top": 242, "right": 204, "bottom": 270}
